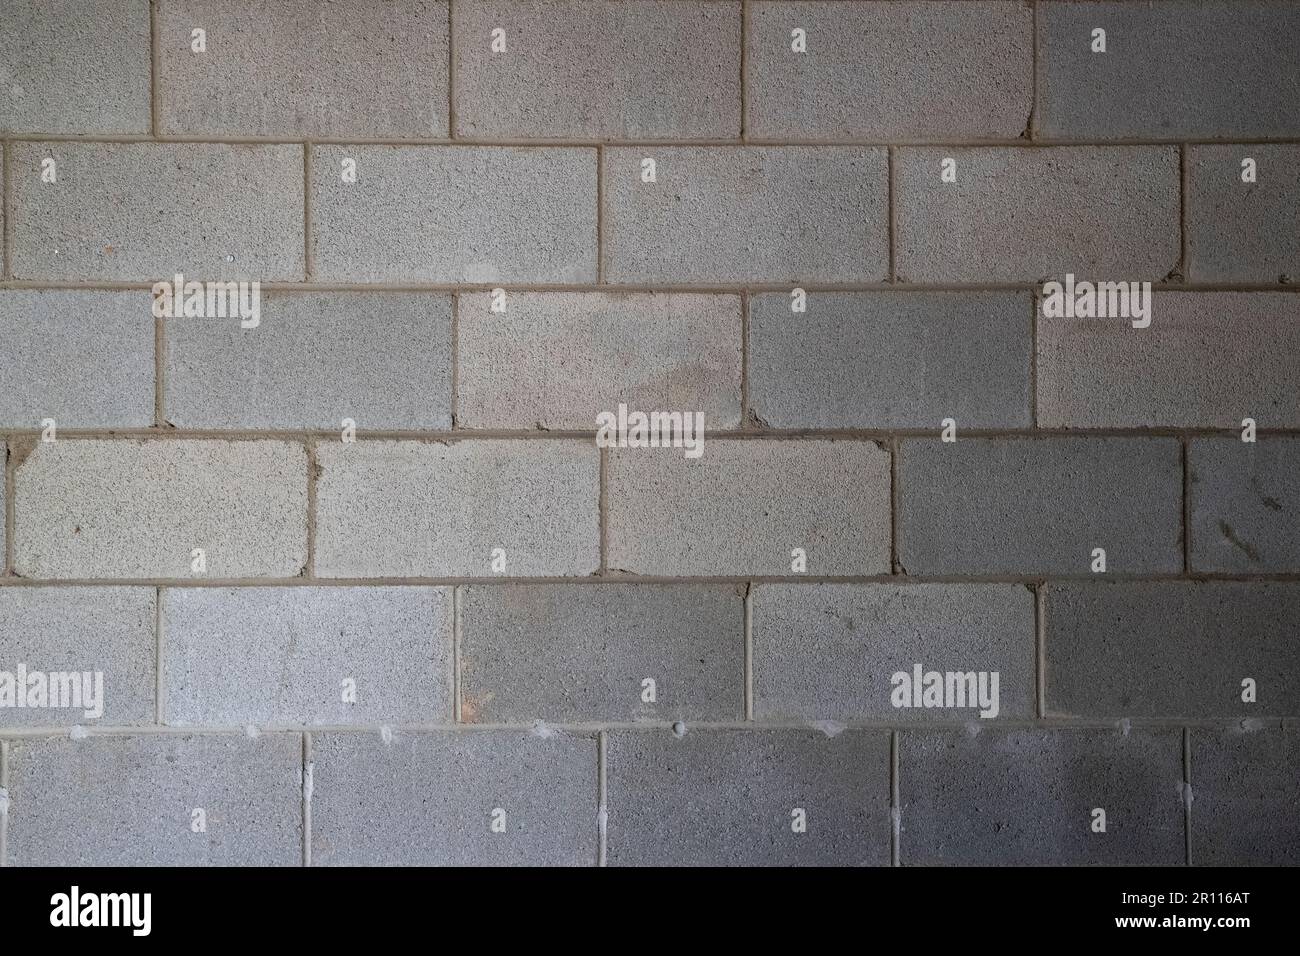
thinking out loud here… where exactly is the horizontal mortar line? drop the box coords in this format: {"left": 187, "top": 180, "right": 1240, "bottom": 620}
{"left": 0, "top": 717, "right": 1289, "bottom": 740}
{"left": 8, "top": 134, "right": 1300, "bottom": 148}
{"left": 4, "top": 427, "right": 1300, "bottom": 441}
{"left": 4, "top": 572, "right": 1300, "bottom": 588}
{"left": 0, "top": 279, "right": 1297, "bottom": 294}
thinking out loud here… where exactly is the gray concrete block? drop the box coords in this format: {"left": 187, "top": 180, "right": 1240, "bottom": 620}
{"left": 1037, "top": 293, "right": 1300, "bottom": 429}
{"left": 457, "top": 292, "right": 741, "bottom": 430}
{"left": 162, "top": 587, "right": 453, "bottom": 726}
{"left": 11, "top": 143, "right": 304, "bottom": 282}
{"left": 453, "top": 0, "right": 739, "bottom": 139}
{"left": 1044, "top": 583, "right": 1299, "bottom": 719}
{"left": 748, "top": 292, "right": 1032, "bottom": 429}
{"left": 0, "top": 291, "right": 155, "bottom": 429}
{"left": 0, "top": 0, "right": 151, "bottom": 134}
{"left": 310, "top": 731, "right": 597, "bottom": 866}
{"left": 900, "top": 729, "right": 1186, "bottom": 866}
{"left": 0, "top": 587, "right": 156, "bottom": 728}
{"left": 164, "top": 292, "right": 452, "bottom": 430}
{"left": 606, "top": 728, "right": 890, "bottom": 866}
{"left": 459, "top": 584, "right": 743, "bottom": 723}
{"left": 315, "top": 440, "right": 599, "bottom": 577}
{"left": 5, "top": 734, "right": 302, "bottom": 866}
{"left": 899, "top": 438, "right": 1182, "bottom": 575}
{"left": 753, "top": 584, "right": 1035, "bottom": 722}
{"left": 159, "top": 0, "right": 448, "bottom": 138}
{"left": 1190, "top": 439, "right": 1300, "bottom": 573}
{"left": 1191, "top": 726, "right": 1299, "bottom": 866}
{"left": 310, "top": 146, "right": 596, "bottom": 283}
{"left": 607, "top": 440, "right": 890, "bottom": 576}
{"left": 13, "top": 439, "right": 308, "bottom": 579}
{"left": 746, "top": 1, "right": 1031, "bottom": 140}
{"left": 602, "top": 147, "right": 888, "bottom": 283}
{"left": 1039, "top": 1, "right": 1300, "bottom": 139}
{"left": 895, "top": 147, "right": 1179, "bottom": 283}
{"left": 1187, "top": 145, "right": 1300, "bottom": 283}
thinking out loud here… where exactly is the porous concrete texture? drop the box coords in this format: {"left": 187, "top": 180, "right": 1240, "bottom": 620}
{"left": 2, "top": 0, "right": 1297, "bottom": 869}
{"left": 1036, "top": 293, "right": 1300, "bottom": 429}
{"left": 0, "top": 0, "right": 151, "bottom": 135}
{"left": 314, "top": 440, "right": 599, "bottom": 577}
{"left": 602, "top": 147, "right": 888, "bottom": 283}
{"left": 162, "top": 587, "right": 454, "bottom": 727}
{"left": 309, "top": 145, "right": 596, "bottom": 283}
{"left": 1038, "top": 0, "right": 1300, "bottom": 139}
{"left": 11, "top": 142, "right": 305, "bottom": 281}
{"left": 1187, "top": 145, "right": 1300, "bottom": 283}
{"left": 1189, "top": 726, "right": 1299, "bottom": 866}
{"left": 459, "top": 584, "right": 743, "bottom": 723}
{"left": 309, "top": 731, "right": 597, "bottom": 866}
{"left": 898, "top": 438, "right": 1183, "bottom": 575}
{"left": 164, "top": 292, "right": 453, "bottom": 430}
{"left": 607, "top": 440, "right": 891, "bottom": 576}
{"left": 746, "top": 1, "right": 1033, "bottom": 141}
{"left": 1189, "top": 439, "right": 1300, "bottom": 573}
{"left": 158, "top": 0, "right": 449, "bottom": 139}
{"left": 605, "top": 728, "right": 891, "bottom": 867}
{"left": 1044, "top": 583, "right": 1299, "bottom": 719}
{"left": 5, "top": 734, "right": 303, "bottom": 866}
{"left": 899, "top": 729, "right": 1186, "bottom": 866}
{"left": 457, "top": 292, "right": 741, "bottom": 430}
{"left": 0, "top": 587, "right": 157, "bottom": 728}
{"left": 0, "top": 290, "right": 155, "bottom": 429}
{"left": 895, "top": 147, "right": 1180, "bottom": 282}
{"left": 453, "top": 0, "right": 740, "bottom": 139}
{"left": 752, "top": 584, "right": 1035, "bottom": 722}
{"left": 12, "top": 439, "right": 308, "bottom": 579}
{"left": 748, "top": 292, "right": 1032, "bottom": 429}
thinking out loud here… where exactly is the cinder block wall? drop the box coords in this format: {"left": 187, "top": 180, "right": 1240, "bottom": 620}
{"left": 0, "top": 0, "right": 1297, "bottom": 867}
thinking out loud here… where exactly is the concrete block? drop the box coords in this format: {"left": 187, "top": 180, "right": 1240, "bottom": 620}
{"left": 1039, "top": 1, "right": 1300, "bottom": 139}
{"left": 607, "top": 440, "right": 891, "bottom": 576}
{"left": 1037, "top": 293, "right": 1300, "bottom": 428}
{"left": 0, "top": 0, "right": 150, "bottom": 134}
{"left": 748, "top": 292, "right": 1032, "bottom": 429}
{"left": 453, "top": 0, "right": 739, "bottom": 139}
{"left": 11, "top": 143, "right": 304, "bottom": 281}
{"left": 0, "top": 587, "right": 156, "bottom": 728}
{"left": 5, "top": 734, "right": 303, "bottom": 866}
{"left": 1044, "top": 583, "right": 1299, "bottom": 719}
{"left": 310, "top": 730, "right": 598, "bottom": 866}
{"left": 162, "top": 587, "right": 453, "bottom": 726}
{"left": 602, "top": 147, "right": 888, "bottom": 283}
{"left": 159, "top": 0, "right": 449, "bottom": 138}
{"left": 895, "top": 147, "right": 1179, "bottom": 282}
{"left": 752, "top": 583, "right": 1035, "bottom": 722}
{"left": 163, "top": 292, "right": 452, "bottom": 430}
{"left": 459, "top": 584, "right": 743, "bottom": 722}
{"left": 605, "top": 728, "right": 891, "bottom": 866}
{"left": 746, "top": 1, "right": 1032, "bottom": 140}
{"left": 1187, "top": 145, "right": 1300, "bottom": 283}
{"left": 314, "top": 440, "right": 599, "bottom": 577}
{"left": 13, "top": 440, "right": 308, "bottom": 579}
{"left": 899, "top": 728, "right": 1186, "bottom": 865}
{"left": 1190, "top": 438, "right": 1300, "bottom": 572}
{"left": 899, "top": 438, "right": 1183, "bottom": 575}
{"left": 457, "top": 291, "right": 741, "bottom": 430}
{"left": 310, "top": 145, "right": 596, "bottom": 283}
{"left": 0, "top": 290, "right": 155, "bottom": 429}
{"left": 1190, "top": 725, "right": 1299, "bottom": 866}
